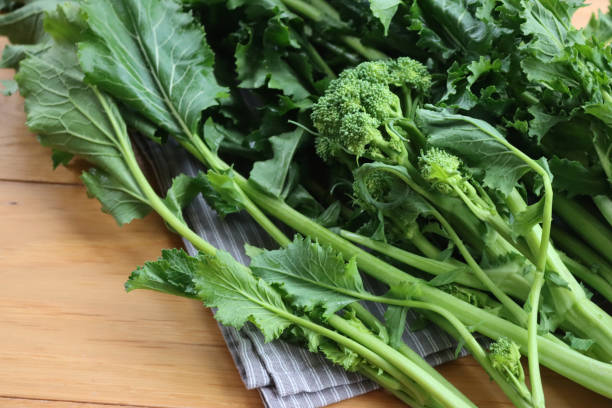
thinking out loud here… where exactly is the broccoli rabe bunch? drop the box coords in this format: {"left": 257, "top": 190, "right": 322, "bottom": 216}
{"left": 311, "top": 58, "right": 431, "bottom": 165}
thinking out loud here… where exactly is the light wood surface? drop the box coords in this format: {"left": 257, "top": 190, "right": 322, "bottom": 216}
{"left": 1, "top": 2, "right": 610, "bottom": 407}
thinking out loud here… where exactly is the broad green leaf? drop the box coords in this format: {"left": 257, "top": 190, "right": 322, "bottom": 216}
{"left": 0, "top": 0, "right": 61, "bottom": 44}
{"left": 194, "top": 250, "right": 293, "bottom": 342}
{"left": 16, "top": 41, "right": 150, "bottom": 225}
{"left": 249, "top": 128, "right": 302, "bottom": 197}
{"left": 43, "top": 1, "right": 86, "bottom": 43}
{"left": 369, "top": 0, "right": 401, "bottom": 35}
{"left": 519, "top": 0, "right": 569, "bottom": 60}
{"left": 0, "top": 42, "right": 48, "bottom": 69}
{"left": 417, "top": 108, "right": 530, "bottom": 195}
{"left": 78, "top": 0, "right": 227, "bottom": 142}
{"left": 82, "top": 168, "right": 150, "bottom": 226}
{"left": 125, "top": 248, "right": 200, "bottom": 298}
{"left": 250, "top": 236, "right": 365, "bottom": 317}
{"left": 548, "top": 157, "right": 609, "bottom": 197}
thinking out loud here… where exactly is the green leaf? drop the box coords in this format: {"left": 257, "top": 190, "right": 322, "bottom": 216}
{"left": 519, "top": 0, "right": 569, "bottom": 60}
{"left": 78, "top": 0, "right": 227, "bottom": 142}
{"left": 0, "top": 79, "right": 17, "bottom": 96}
{"left": 428, "top": 268, "right": 464, "bottom": 287}
{"left": 318, "top": 339, "right": 362, "bottom": 371}
{"left": 369, "top": 0, "right": 400, "bottom": 35}
{"left": 50, "top": 149, "right": 74, "bottom": 169}
{"left": 0, "top": 42, "right": 48, "bottom": 69}
{"left": 163, "top": 172, "right": 212, "bottom": 224}
{"left": 194, "top": 250, "right": 293, "bottom": 342}
{"left": 205, "top": 169, "right": 247, "bottom": 216}
{"left": 82, "top": 168, "right": 151, "bottom": 226}
{"left": 16, "top": 41, "right": 150, "bottom": 225}
{"left": 125, "top": 248, "right": 200, "bottom": 298}
{"left": 548, "top": 157, "right": 609, "bottom": 197}
{"left": 43, "top": 1, "right": 87, "bottom": 43}
{"left": 562, "top": 331, "right": 595, "bottom": 352}
{"left": 0, "top": 0, "right": 61, "bottom": 44}
{"left": 203, "top": 117, "right": 225, "bottom": 154}
{"left": 384, "top": 304, "right": 407, "bottom": 349}
{"left": 584, "top": 5, "right": 612, "bottom": 44}
{"left": 314, "top": 201, "right": 341, "bottom": 227}
{"left": 250, "top": 236, "right": 366, "bottom": 317}
{"left": 249, "top": 128, "right": 302, "bottom": 197}
{"left": 544, "top": 270, "right": 569, "bottom": 289}
{"left": 511, "top": 198, "right": 544, "bottom": 238}
{"left": 418, "top": 108, "right": 530, "bottom": 195}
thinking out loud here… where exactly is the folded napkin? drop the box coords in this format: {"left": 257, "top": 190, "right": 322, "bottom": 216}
{"left": 139, "top": 139, "right": 466, "bottom": 408}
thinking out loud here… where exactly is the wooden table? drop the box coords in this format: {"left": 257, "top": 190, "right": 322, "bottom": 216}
{"left": 0, "top": 3, "right": 610, "bottom": 407}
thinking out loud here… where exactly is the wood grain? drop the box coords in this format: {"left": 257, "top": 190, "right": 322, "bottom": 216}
{"left": 1, "top": 2, "right": 610, "bottom": 407}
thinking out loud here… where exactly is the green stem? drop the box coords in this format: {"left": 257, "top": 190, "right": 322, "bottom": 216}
{"left": 560, "top": 253, "right": 612, "bottom": 302}
{"left": 380, "top": 167, "right": 527, "bottom": 326}
{"left": 184, "top": 138, "right": 612, "bottom": 397}
{"left": 551, "top": 226, "right": 612, "bottom": 285}
{"left": 410, "top": 228, "right": 441, "bottom": 258}
{"left": 507, "top": 190, "right": 612, "bottom": 361}
{"left": 594, "top": 195, "right": 612, "bottom": 228}
{"left": 302, "top": 39, "right": 336, "bottom": 79}
{"left": 190, "top": 137, "right": 291, "bottom": 247}
{"left": 341, "top": 35, "right": 389, "bottom": 61}
{"left": 553, "top": 195, "right": 612, "bottom": 264}
{"left": 359, "top": 365, "right": 431, "bottom": 408}
{"left": 94, "top": 89, "right": 217, "bottom": 256}
{"left": 348, "top": 303, "right": 474, "bottom": 407}
{"left": 327, "top": 314, "right": 474, "bottom": 408}
{"left": 526, "top": 271, "right": 545, "bottom": 408}
{"left": 280, "top": 0, "right": 323, "bottom": 21}
{"left": 338, "top": 229, "right": 530, "bottom": 299}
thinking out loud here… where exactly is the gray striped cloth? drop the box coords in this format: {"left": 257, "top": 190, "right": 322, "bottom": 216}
{"left": 139, "top": 139, "right": 467, "bottom": 408}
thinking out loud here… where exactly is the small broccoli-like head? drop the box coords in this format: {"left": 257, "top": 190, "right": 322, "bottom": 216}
{"left": 489, "top": 336, "right": 531, "bottom": 399}
{"left": 419, "top": 148, "right": 464, "bottom": 194}
{"left": 387, "top": 57, "right": 432, "bottom": 91}
{"left": 311, "top": 58, "right": 431, "bottom": 164}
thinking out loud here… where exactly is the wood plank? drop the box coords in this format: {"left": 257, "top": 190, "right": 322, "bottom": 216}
{"left": 0, "top": 2, "right": 610, "bottom": 407}
{"left": 0, "top": 397, "right": 146, "bottom": 408}
{"left": 0, "top": 182, "right": 260, "bottom": 408}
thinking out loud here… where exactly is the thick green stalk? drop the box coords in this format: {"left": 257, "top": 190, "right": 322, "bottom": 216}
{"left": 348, "top": 303, "right": 474, "bottom": 407}
{"left": 410, "top": 228, "right": 441, "bottom": 258}
{"left": 553, "top": 195, "right": 612, "bottom": 264}
{"left": 560, "top": 253, "right": 612, "bottom": 302}
{"left": 381, "top": 167, "right": 527, "bottom": 326}
{"left": 185, "top": 138, "right": 612, "bottom": 397}
{"left": 327, "top": 315, "right": 475, "bottom": 408}
{"left": 339, "top": 229, "right": 531, "bottom": 299}
{"left": 359, "top": 365, "right": 430, "bottom": 408}
{"left": 507, "top": 190, "right": 612, "bottom": 361}
{"left": 551, "top": 226, "right": 612, "bottom": 285}
{"left": 593, "top": 195, "right": 612, "bottom": 228}
{"left": 95, "top": 89, "right": 218, "bottom": 256}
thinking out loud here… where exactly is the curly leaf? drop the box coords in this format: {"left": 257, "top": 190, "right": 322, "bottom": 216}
{"left": 250, "top": 236, "right": 366, "bottom": 317}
